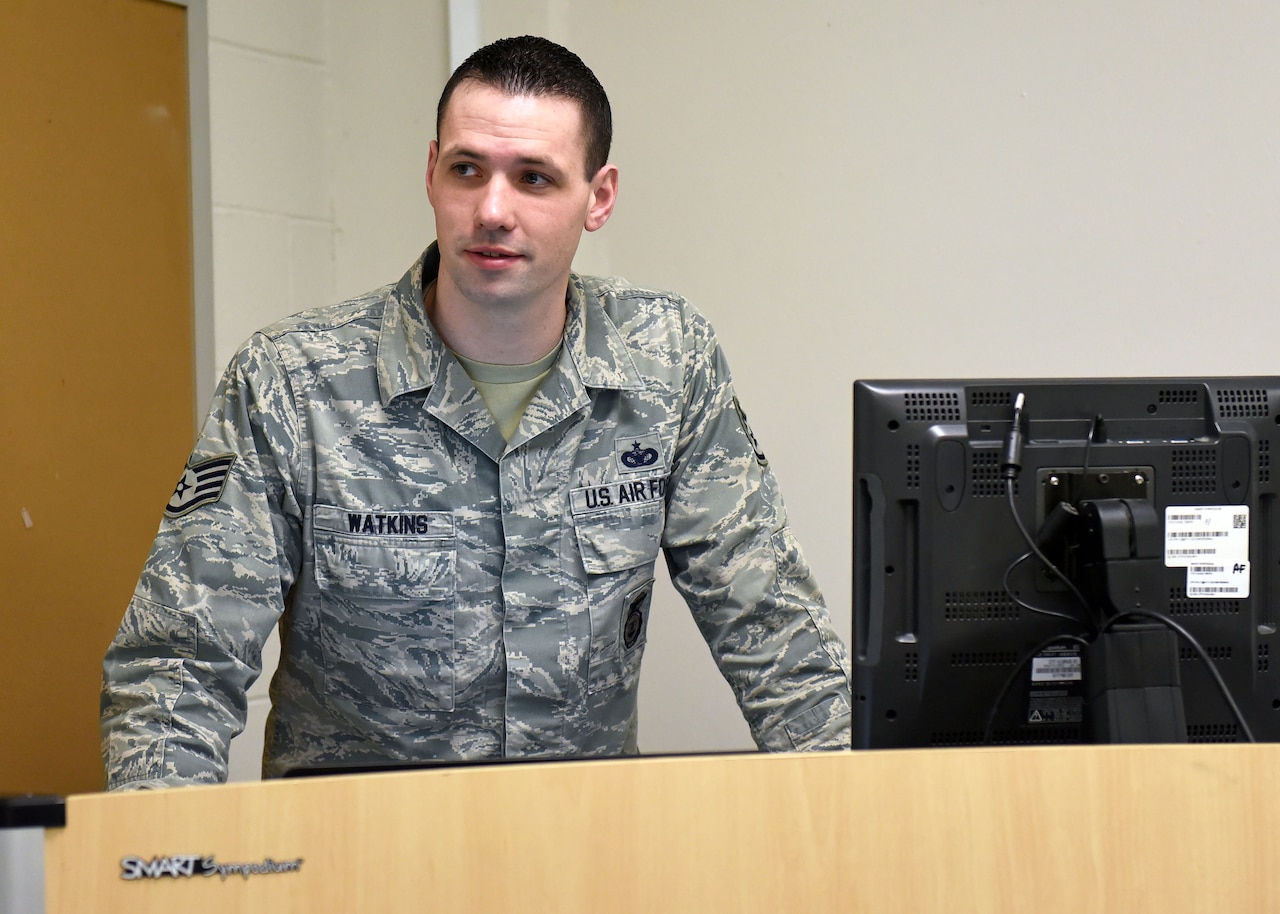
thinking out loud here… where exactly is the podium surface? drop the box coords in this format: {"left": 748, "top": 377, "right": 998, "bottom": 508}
{"left": 41, "top": 744, "right": 1280, "bottom": 912}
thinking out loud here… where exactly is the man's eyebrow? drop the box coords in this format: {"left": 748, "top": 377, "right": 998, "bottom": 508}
{"left": 440, "top": 145, "right": 485, "bottom": 161}
{"left": 441, "top": 146, "right": 566, "bottom": 172}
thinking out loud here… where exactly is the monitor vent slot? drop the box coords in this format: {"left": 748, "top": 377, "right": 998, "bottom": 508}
{"left": 1168, "top": 588, "right": 1242, "bottom": 616}
{"left": 1261, "top": 439, "right": 1272, "bottom": 485}
{"left": 902, "top": 391, "right": 962, "bottom": 423}
{"left": 969, "top": 390, "right": 1014, "bottom": 409}
{"left": 1170, "top": 447, "right": 1218, "bottom": 495}
{"left": 971, "top": 451, "right": 1016, "bottom": 497}
{"left": 950, "top": 650, "right": 1020, "bottom": 668}
{"left": 1215, "top": 388, "right": 1270, "bottom": 419}
{"left": 1158, "top": 387, "right": 1201, "bottom": 406}
{"left": 1259, "top": 643, "right": 1270, "bottom": 674}
{"left": 905, "top": 443, "right": 921, "bottom": 489}
{"left": 1179, "top": 645, "right": 1232, "bottom": 663}
{"left": 903, "top": 651, "right": 919, "bottom": 682}
{"left": 1186, "top": 723, "right": 1241, "bottom": 743}
{"left": 944, "top": 591, "right": 1020, "bottom": 622}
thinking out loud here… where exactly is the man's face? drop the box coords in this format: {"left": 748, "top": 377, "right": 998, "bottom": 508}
{"left": 426, "top": 81, "right": 617, "bottom": 317}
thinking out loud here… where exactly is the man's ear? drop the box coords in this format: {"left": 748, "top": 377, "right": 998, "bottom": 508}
{"left": 584, "top": 164, "right": 619, "bottom": 233}
{"left": 425, "top": 139, "right": 440, "bottom": 204}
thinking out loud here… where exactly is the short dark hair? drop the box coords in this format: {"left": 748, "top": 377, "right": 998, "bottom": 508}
{"left": 436, "top": 36, "right": 612, "bottom": 179}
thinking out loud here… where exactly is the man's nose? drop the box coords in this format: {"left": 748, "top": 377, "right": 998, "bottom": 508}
{"left": 477, "top": 178, "right": 516, "bottom": 230}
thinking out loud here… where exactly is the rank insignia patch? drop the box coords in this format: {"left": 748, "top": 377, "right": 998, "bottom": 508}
{"left": 165, "top": 454, "right": 236, "bottom": 518}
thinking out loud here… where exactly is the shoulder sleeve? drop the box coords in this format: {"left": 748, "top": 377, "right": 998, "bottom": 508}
{"left": 101, "top": 333, "right": 305, "bottom": 789}
{"left": 661, "top": 309, "right": 852, "bottom": 751}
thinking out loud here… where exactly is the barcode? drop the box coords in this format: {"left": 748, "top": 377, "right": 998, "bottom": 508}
{"left": 1031, "top": 656, "right": 1082, "bottom": 682}
{"left": 1188, "top": 586, "right": 1241, "bottom": 595}
{"left": 1169, "top": 513, "right": 1200, "bottom": 522}
{"left": 1192, "top": 565, "right": 1225, "bottom": 573}
{"left": 1169, "top": 531, "right": 1228, "bottom": 540}
{"left": 1234, "top": 513, "right": 1248, "bottom": 529}
{"left": 1169, "top": 548, "right": 1214, "bottom": 557}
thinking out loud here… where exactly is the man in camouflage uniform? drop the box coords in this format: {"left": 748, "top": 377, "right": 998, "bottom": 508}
{"left": 101, "top": 36, "right": 851, "bottom": 789}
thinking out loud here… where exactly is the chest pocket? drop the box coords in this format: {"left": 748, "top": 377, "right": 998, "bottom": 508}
{"left": 572, "top": 503, "right": 663, "bottom": 694}
{"left": 312, "top": 505, "right": 457, "bottom": 718}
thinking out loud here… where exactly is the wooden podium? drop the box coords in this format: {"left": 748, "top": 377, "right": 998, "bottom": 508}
{"left": 38, "top": 744, "right": 1280, "bottom": 912}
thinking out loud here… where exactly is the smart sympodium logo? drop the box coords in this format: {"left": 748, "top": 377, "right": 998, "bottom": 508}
{"left": 120, "top": 854, "right": 303, "bottom": 881}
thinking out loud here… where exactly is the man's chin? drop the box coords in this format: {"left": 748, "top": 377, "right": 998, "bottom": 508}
{"left": 449, "top": 278, "right": 533, "bottom": 311}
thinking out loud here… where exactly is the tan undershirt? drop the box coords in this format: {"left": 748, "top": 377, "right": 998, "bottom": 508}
{"left": 454, "top": 345, "right": 561, "bottom": 441}
{"left": 424, "top": 280, "right": 562, "bottom": 440}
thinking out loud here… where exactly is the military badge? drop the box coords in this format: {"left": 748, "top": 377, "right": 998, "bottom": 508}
{"left": 615, "top": 433, "right": 663, "bottom": 474}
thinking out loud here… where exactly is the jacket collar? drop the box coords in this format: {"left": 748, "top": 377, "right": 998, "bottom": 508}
{"left": 376, "top": 244, "right": 646, "bottom": 408}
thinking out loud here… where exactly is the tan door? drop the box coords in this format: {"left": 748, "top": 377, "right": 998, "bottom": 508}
{"left": 0, "top": 0, "right": 197, "bottom": 794}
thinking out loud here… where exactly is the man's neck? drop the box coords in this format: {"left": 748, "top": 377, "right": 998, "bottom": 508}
{"left": 425, "top": 279, "right": 568, "bottom": 365}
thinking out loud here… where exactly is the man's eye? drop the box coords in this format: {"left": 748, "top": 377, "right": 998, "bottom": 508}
{"left": 452, "top": 163, "right": 479, "bottom": 177}
{"left": 523, "top": 172, "right": 551, "bottom": 187}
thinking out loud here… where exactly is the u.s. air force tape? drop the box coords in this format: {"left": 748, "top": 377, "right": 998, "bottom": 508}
{"left": 165, "top": 454, "right": 236, "bottom": 518}
{"left": 569, "top": 474, "right": 667, "bottom": 515}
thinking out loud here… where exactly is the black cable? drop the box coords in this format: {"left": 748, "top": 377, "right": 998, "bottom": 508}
{"left": 1081, "top": 414, "right": 1099, "bottom": 478}
{"left": 1104, "top": 610, "right": 1256, "bottom": 743}
{"left": 998, "top": 392, "right": 1098, "bottom": 632}
{"left": 1001, "top": 551, "right": 1092, "bottom": 625}
{"left": 1004, "top": 479, "right": 1098, "bottom": 631}
{"left": 982, "top": 633, "right": 1091, "bottom": 745}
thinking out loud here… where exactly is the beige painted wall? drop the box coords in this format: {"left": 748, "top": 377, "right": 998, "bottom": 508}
{"left": 475, "top": 0, "right": 1280, "bottom": 750}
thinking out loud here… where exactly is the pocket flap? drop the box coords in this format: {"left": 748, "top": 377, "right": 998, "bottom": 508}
{"left": 312, "top": 505, "right": 455, "bottom": 600}
{"left": 572, "top": 505, "right": 663, "bottom": 575}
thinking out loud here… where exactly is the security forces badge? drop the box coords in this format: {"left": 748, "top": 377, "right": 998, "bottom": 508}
{"left": 165, "top": 454, "right": 236, "bottom": 518}
{"left": 622, "top": 580, "right": 653, "bottom": 653}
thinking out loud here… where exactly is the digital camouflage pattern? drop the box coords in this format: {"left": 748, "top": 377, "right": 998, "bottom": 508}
{"left": 101, "top": 245, "right": 852, "bottom": 789}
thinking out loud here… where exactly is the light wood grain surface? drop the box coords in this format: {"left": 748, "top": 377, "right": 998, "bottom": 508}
{"left": 45, "top": 744, "right": 1280, "bottom": 912}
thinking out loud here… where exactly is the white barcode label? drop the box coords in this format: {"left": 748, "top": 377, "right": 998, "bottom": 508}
{"left": 1165, "top": 505, "right": 1249, "bottom": 568}
{"left": 1186, "top": 561, "right": 1250, "bottom": 599}
{"left": 1031, "top": 654, "right": 1082, "bottom": 682}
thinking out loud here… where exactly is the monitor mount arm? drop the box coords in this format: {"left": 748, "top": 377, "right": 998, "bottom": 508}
{"left": 1070, "top": 497, "right": 1188, "bottom": 743}
{"left": 1074, "top": 497, "right": 1164, "bottom": 616}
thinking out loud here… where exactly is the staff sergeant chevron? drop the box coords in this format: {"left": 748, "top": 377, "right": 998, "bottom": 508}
{"left": 165, "top": 454, "right": 237, "bottom": 518}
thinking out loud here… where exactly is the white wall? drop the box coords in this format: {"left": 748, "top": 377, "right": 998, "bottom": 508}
{"left": 206, "top": 1, "right": 1280, "bottom": 776}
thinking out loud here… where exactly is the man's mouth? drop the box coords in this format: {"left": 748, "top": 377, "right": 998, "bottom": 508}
{"left": 464, "top": 247, "right": 523, "bottom": 271}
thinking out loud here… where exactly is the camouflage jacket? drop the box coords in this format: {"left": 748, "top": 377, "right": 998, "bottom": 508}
{"left": 101, "top": 245, "right": 852, "bottom": 789}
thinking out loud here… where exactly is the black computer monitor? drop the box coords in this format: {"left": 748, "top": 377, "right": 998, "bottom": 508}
{"left": 852, "top": 377, "right": 1280, "bottom": 748}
